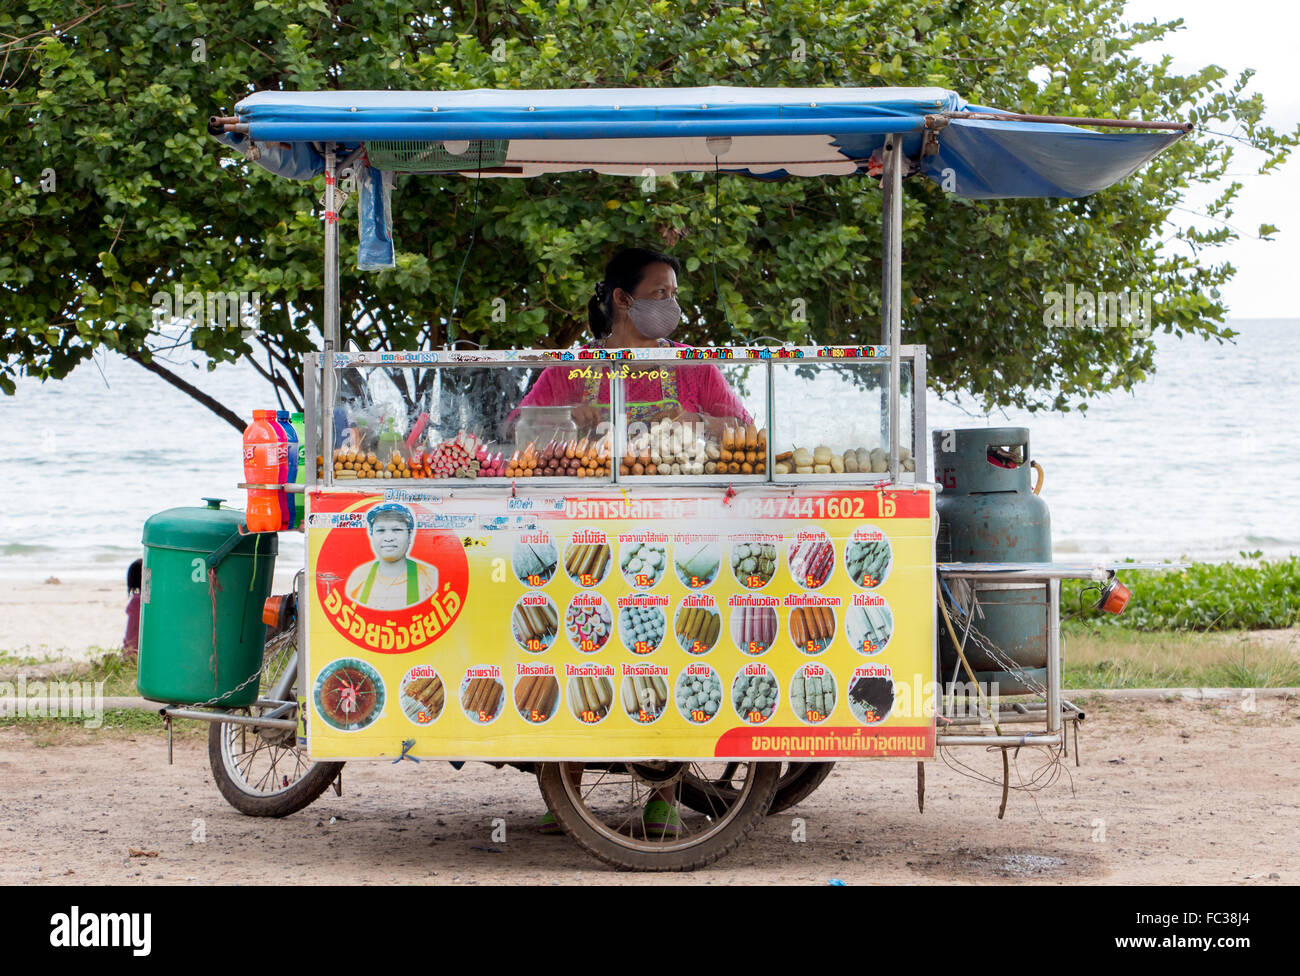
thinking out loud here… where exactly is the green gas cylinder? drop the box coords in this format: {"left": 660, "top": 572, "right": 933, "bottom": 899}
{"left": 934, "top": 427, "right": 1050, "bottom": 696}
{"left": 136, "top": 499, "right": 278, "bottom": 706}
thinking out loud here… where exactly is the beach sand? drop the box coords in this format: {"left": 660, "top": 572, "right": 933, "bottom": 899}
{"left": 0, "top": 578, "right": 127, "bottom": 662}
{"left": 0, "top": 572, "right": 299, "bottom": 662}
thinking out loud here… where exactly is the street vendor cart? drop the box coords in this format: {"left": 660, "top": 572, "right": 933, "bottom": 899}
{"left": 138, "top": 87, "right": 1186, "bottom": 870}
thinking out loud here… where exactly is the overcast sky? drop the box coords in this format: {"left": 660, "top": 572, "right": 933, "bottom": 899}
{"left": 1125, "top": 0, "right": 1299, "bottom": 318}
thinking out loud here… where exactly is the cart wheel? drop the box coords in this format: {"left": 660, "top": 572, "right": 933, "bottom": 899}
{"left": 679, "top": 762, "right": 835, "bottom": 817}
{"left": 208, "top": 626, "right": 344, "bottom": 818}
{"left": 536, "top": 760, "right": 780, "bottom": 871}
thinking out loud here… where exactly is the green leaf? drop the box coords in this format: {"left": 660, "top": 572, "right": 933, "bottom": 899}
{"left": 0, "top": 0, "right": 1286, "bottom": 428}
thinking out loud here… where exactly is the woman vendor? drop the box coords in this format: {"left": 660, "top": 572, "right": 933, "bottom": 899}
{"left": 514, "top": 247, "right": 753, "bottom": 440}
{"left": 522, "top": 247, "right": 749, "bottom": 838}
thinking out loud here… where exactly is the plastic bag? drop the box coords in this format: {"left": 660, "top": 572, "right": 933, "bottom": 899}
{"left": 357, "top": 166, "right": 395, "bottom": 270}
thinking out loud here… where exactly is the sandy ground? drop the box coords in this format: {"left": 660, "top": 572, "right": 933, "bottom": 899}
{"left": 0, "top": 695, "right": 1294, "bottom": 885}
{"left": 0, "top": 576, "right": 299, "bottom": 662}
{"left": 0, "top": 579, "right": 126, "bottom": 661}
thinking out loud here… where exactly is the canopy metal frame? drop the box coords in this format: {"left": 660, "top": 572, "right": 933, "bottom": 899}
{"left": 314, "top": 125, "right": 914, "bottom": 481}
{"left": 256, "top": 87, "right": 1183, "bottom": 770}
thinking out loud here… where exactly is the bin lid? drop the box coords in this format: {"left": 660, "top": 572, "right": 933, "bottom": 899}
{"left": 142, "top": 503, "right": 279, "bottom": 556}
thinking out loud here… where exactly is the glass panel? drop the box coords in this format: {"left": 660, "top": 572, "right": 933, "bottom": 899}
{"left": 617, "top": 360, "right": 769, "bottom": 478}
{"left": 327, "top": 363, "right": 614, "bottom": 481}
{"left": 770, "top": 360, "right": 915, "bottom": 477}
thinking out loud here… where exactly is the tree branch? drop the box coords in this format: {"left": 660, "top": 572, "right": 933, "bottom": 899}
{"left": 124, "top": 349, "right": 246, "bottom": 433}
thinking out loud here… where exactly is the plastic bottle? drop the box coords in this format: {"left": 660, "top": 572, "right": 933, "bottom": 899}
{"left": 243, "top": 410, "right": 284, "bottom": 533}
{"left": 290, "top": 411, "right": 306, "bottom": 527}
{"left": 265, "top": 412, "right": 291, "bottom": 530}
{"left": 377, "top": 416, "right": 404, "bottom": 466}
{"left": 277, "top": 410, "right": 299, "bottom": 530}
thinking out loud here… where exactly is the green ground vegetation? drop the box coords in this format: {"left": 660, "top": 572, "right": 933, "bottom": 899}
{"left": 0, "top": 651, "right": 204, "bottom": 742}
{"left": 1063, "top": 622, "right": 1299, "bottom": 689}
{"left": 1062, "top": 554, "right": 1300, "bottom": 631}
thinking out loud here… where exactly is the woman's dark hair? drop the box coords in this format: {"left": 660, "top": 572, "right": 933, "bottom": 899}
{"left": 127, "top": 558, "right": 142, "bottom": 594}
{"left": 587, "top": 247, "right": 682, "bottom": 339}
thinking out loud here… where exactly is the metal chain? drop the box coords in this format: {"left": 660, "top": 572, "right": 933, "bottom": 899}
{"left": 182, "top": 663, "right": 266, "bottom": 711}
{"left": 183, "top": 629, "right": 295, "bottom": 712}
{"left": 942, "top": 593, "right": 1049, "bottom": 700}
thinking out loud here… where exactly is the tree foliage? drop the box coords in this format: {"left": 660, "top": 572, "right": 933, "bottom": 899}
{"left": 2, "top": 0, "right": 1295, "bottom": 424}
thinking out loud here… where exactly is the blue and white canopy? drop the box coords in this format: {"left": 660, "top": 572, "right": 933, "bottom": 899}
{"left": 214, "top": 86, "right": 1185, "bottom": 200}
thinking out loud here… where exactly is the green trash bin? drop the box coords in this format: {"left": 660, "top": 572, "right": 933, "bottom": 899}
{"left": 137, "top": 498, "right": 278, "bottom": 707}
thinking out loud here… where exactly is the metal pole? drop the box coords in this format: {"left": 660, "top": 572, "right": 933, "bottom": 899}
{"left": 940, "top": 709, "right": 1083, "bottom": 727}
{"left": 912, "top": 347, "right": 927, "bottom": 481}
{"left": 610, "top": 363, "right": 625, "bottom": 485}
{"left": 881, "top": 136, "right": 902, "bottom": 482}
{"left": 766, "top": 357, "right": 775, "bottom": 477}
{"left": 936, "top": 733, "right": 1062, "bottom": 747}
{"left": 160, "top": 708, "right": 298, "bottom": 731}
{"left": 1047, "top": 578, "right": 1061, "bottom": 733}
{"left": 926, "top": 111, "right": 1191, "bottom": 133}
{"left": 321, "top": 147, "right": 339, "bottom": 477}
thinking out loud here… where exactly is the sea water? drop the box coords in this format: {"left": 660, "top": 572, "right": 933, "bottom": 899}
{"left": 2, "top": 319, "right": 1295, "bottom": 580}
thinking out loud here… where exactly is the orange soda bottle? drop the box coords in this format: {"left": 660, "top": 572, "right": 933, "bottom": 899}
{"left": 243, "top": 410, "right": 285, "bottom": 532}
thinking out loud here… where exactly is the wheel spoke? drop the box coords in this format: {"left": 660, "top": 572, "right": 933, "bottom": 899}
{"left": 265, "top": 744, "right": 284, "bottom": 789}
{"left": 210, "top": 622, "right": 338, "bottom": 812}
{"left": 611, "top": 788, "right": 640, "bottom": 836}
{"left": 543, "top": 759, "right": 775, "bottom": 865}
{"left": 235, "top": 737, "right": 264, "bottom": 780}
{"left": 580, "top": 766, "right": 612, "bottom": 804}
{"left": 251, "top": 750, "right": 278, "bottom": 792}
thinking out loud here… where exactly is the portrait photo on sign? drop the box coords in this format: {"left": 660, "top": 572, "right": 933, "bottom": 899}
{"left": 345, "top": 503, "right": 439, "bottom": 610}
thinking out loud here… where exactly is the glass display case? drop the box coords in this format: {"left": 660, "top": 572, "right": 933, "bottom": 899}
{"left": 305, "top": 346, "right": 926, "bottom": 488}
{"left": 616, "top": 358, "right": 769, "bottom": 483}
{"left": 314, "top": 355, "right": 617, "bottom": 485}
{"left": 769, "top": 357, "right": 918, "bottom": 482}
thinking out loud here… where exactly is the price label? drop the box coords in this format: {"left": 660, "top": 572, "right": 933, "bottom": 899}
{"left": 690, "top": 709, "right": 708, "bottom": 723}
{"left": 747, "top": 640, "right": 762, "bottom": 654}
{"left": 805, "top": 574, "right": 818, "bottom": 587}
{"left": 634, "top": 573, "right": 651, "bottom": 587}
{"left": 861, "top": 575, "right": 876, "bottom": 587}
{"left": 580, "top": 638, "right": 597, "bottom": 652}
{"left": 745, "top": 575, "right": 764, "bottom": 588}
{"left": 417, "top": 710, "right": 431, "bottom": 723}
{"left": 526, "top": 638, "right": 543, "bottom": 652}
{"left": 862, "top": 639, "right": 876, "bottom": 653}
{"left": 526, "top": 573, "right": 543, "bottom": 587}
{"left": 634, "top": 640, "right": 651, "bottom": 654}
{"left": 579, "top": 573, "right": 596, "bottom": 587}
{"left": 580, "top": 709, "right": 599, "bottom": 724}
{"left": 477, "top": 709, "right": 489, "bottom": 723}
{"left": 691, "top": 640, "right": 708, "bottom": 654}
{"left": 806, "top": 639, "right": 819, "bottom": 653}
{"left": 747, "top": 710, "right": 764, "bottom": 723}
{"left": 689, "top": 575, "right": 706, "bottom": 588}
{"left": 638, "top": 709, "right": 652, "bottom": 723}
{"left": 806, "top": 709, "right": 823, "bottom": 722}
{"left": 529, "top": 709, "right": 546, "bottom": 723}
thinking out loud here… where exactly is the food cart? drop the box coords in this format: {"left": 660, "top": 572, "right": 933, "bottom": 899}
{"left": 175, "top": 87, "right": 1187, "bottom": 870}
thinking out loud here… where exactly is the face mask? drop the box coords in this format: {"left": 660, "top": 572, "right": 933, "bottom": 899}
{"left": 626, "top": 295, "right": 682, "bottom": 339}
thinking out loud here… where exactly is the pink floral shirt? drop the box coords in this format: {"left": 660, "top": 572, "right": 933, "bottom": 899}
{"left": 517, "top": 341, "right": 753, "bottom": 424}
